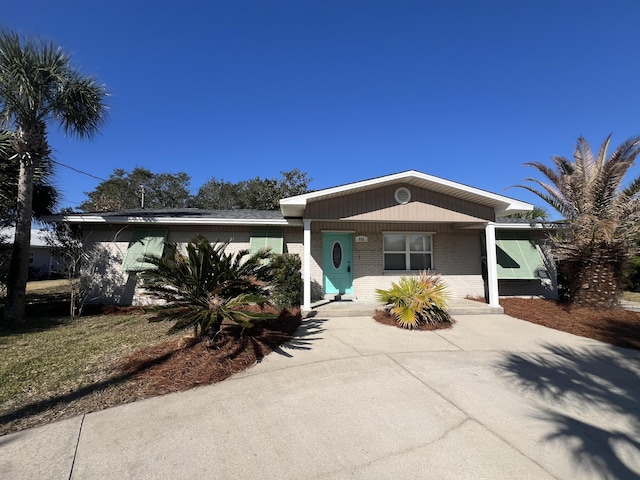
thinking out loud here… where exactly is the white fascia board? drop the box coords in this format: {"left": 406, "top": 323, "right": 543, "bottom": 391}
{"left": 280, "top": 170, "right": 533, "bottom": 216}
{"left": 280, "top": 170, "right": 424, "bottom": 206}
{"left": 495, "top": 223, "right": 546, "bottom": 230}
{"left": 56, "top": 215, "right": 302, "bottom": 227}
{"left": 496, "top": 222, "right": 566, "bottom": 230}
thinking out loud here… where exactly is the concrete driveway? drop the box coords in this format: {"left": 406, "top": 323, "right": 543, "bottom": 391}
{"left": 2, "top": 313, "right": 640, "bottom": 479}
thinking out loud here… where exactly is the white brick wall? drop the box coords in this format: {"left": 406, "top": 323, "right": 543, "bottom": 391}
{"left": 82, "top": 225, "right": 304, "bottom": 305}
{"left": 80, "top": 221, "right": 555, "bottom": 305}
{"left": 309, "top": 222, "right": 486, "bottom": 301}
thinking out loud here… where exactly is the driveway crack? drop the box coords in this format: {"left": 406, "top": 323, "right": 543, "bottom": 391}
{"left": 68, "top": 414, "right": 85, "bottom": 480}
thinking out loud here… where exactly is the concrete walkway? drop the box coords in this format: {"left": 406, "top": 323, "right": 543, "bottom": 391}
{"left": 2, "top": 313, "right": 640, "bottom": 479}
{"left": 311, "top": 297, "right": 503, "bottom": 318}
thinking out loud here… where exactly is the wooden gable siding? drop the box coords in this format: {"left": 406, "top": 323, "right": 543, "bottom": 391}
{"left": 311, "top": 221, "right": 480, "bottom": 235}
{"left": 305, "top": 184, "right": 495, "bottom": 222}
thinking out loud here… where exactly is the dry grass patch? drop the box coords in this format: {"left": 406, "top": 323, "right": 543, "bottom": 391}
{"left": 0, "top": 307, "right": 301, "bottom": 436}
{"left": 623, "top": 291, "right": 640, "bottom": 302}
{"left": 0, "top": 312, "right": 179, "bottom": 435}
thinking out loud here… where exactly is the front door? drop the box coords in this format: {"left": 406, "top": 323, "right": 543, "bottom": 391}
{"left": 323, "top": 232, "right": 353, "bottom": 295}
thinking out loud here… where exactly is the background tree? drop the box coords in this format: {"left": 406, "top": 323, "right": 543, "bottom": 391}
{"left": 79, "top": 167, "right": 191, "bottom": 212}
{"left": 504, "top": 205, "right": 549, "bottom": 222}
{"left": 0, "top": 30, "right": 108, "bottom": 324}
{"left": 518, "top": 134, "right": 640, "bottom": 308}
{"left": 46, "top": 219, "right": 125, "bottom": 319}
{"left": 187, "top": 177, "right": 237, "bottom": 210}
{"left": 190, "top": 169, "right": 311, "bottom": 210}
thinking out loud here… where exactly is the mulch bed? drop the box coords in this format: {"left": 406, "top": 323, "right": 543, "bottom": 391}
{"left": 500, "top": 298, "right": 640, "bottom": 350}
{"left": 373, "top": 309, "right": 455, "bottom": 331}
{"left": 114, "top": 307, "right": 302, "bottom": 398}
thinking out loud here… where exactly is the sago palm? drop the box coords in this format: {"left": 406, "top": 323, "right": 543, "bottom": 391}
{"left": 518, "top": 135, "right": 640, "bottom": 307}
{"left": 0, "top": 30, "right": 108, "bottom": 324}
{"left": 141, "top": 236, "right": 277, "bottom": 342}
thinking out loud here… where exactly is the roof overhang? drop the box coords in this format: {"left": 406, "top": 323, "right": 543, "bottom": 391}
{"left": 280, "top": 170, "right": 533, "bottom": 218}
{"left": 44, "top": 214, "right": 303, "bottom": 227}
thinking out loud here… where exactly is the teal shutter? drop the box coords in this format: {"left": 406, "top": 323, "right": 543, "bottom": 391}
{"left": 249, "top": 230, "right": 284, "bottom": 255}
{"left": 122, "top": 229, "right": 168, "bottom": 271}
{"left": 496, "top": 232, "right": 548, "bottom": 280}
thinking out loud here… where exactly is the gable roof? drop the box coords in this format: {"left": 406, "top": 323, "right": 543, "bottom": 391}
{"left": 280, "top": 170, "right": 533, "bottom": 218}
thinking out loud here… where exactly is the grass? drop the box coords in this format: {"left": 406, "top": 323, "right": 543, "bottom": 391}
{"left": 0, "top": 282, "right": 301, "bottom": 436}
{"left": 623, "top": 291, "right": 640, "bottom": 302}
{"left": 0, "top": 315, "right": 173, "bottom": 402}
{"left": 0, "top": 312, "right": 180, "bottom": 435}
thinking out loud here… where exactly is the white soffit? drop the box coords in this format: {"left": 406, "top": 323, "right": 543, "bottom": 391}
{"left": 280, "top": 170, "right": 533, "bottom": 217}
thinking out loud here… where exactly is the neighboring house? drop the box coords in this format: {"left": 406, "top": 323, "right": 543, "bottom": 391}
{"left": 48, "top": 170, "right": 557, "bottom": 309}
{"left": 0, "top": 227, "right": 63, "bottom": 280}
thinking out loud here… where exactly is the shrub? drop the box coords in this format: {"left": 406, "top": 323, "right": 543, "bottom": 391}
{"left": 268, "top": 253, "right": 301, "bottom": 309}
{"left": 624, "top": 256, "right": 640, "bottom": 292}
{"left": 376, "top": 271, "right": 451, "bottom": 329}
{"left": 141, "top": 236, "right": 276, "bottom": 342}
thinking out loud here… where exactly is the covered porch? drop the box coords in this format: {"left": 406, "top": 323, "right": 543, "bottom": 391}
{"left": 279, "top": 171, "right": 532, "bottom": 313}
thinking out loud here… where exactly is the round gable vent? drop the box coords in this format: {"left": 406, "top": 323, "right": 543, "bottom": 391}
{"left": 394, "top": 187, "right": 411, "bottom": 205}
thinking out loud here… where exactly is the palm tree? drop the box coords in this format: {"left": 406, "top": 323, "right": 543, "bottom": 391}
{"left": 504, "top": 205, "right": 549, "bottom": 222}
{"left": 0, "top": 131, "right": 59, "bottom": 227}
{"left": 518, "top": 135, "right": 640, "bottom": 308}
{"left": 0, "top": 30, "right": 108, "bottom": 324}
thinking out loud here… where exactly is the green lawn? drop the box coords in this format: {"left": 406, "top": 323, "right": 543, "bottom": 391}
{"left": 0, "top": 312, "right": 178, "bottom": 434}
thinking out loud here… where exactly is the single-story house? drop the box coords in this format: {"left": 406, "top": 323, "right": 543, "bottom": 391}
{"left": 0, "top": 227, "right": 64, "bottom": 280}
{"left": 49, "top": 170, "right": 557, "bottom": 309}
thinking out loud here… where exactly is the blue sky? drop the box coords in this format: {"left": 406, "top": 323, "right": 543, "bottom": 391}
{"left": 4, "top": 1, "right": 640, "bottom": 216}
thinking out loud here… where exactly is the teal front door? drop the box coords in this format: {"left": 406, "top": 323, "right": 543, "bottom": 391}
{"left": 323, "top": 233, "right": 353, "bottom": 295}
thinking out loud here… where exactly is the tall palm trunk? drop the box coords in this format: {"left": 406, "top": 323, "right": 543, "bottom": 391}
{"left": 3, "top": 122, "right": 48, "bottom": 324}
{"left": 561, "top": 247, "right": 624, "bottom": 309}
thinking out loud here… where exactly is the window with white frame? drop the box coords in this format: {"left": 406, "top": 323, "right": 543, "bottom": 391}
{"left": 383, "top": 233, "right": 433, "bottom": 271}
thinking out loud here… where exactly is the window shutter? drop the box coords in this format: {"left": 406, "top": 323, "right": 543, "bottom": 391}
{"left": 249, "top": 230, "right": 284, "bottom": 255}
{"left": 122, "top": 229, "right": 168, "bottom": 271}
{"left": 496, "top": 232, "right": 548, "bottom": 280}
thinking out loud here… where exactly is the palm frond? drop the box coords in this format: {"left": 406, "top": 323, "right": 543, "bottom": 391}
{"left": 621, "top": 175, "right": 640, "bottom": 199}
{"left": 0, "top": 29, "right": 108, "bottom": 137}
{"left": 376, "top": 272, "right": 451, "bottom": 328}
{"left": 521, "top": 134, "right": 640, "bottom": 306}
{"left": 141, "top": 236, "right": 277, "bottom": 341}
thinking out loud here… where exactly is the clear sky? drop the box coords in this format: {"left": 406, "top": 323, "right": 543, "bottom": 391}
{"left": 4, "top": 0, "right": 640, "bottom": 216}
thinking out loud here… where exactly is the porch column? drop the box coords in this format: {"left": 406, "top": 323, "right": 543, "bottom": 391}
{"left": 302, "top": 219, "right": 312, "bottom": 311}
{"left": 485, "top": 222, "right": 500, "bottom": 307}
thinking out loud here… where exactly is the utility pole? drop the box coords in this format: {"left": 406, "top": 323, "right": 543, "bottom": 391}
{"left": 139, "top": 184, "right": 145, "bottom": 209}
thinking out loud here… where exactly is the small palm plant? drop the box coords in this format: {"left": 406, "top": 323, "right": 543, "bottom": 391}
{"left": 376, "top": 271, "right": 451, "bottom": 329}
{"left": 141, "top": 236, "right": 277, "bottom": 343}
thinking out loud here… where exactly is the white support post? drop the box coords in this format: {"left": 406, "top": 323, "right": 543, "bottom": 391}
{"left": 485, "top": 222, "right": 500, "bottom": 307}
{"left": 303, "top": 219, "right": 312, "bottom": 311}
